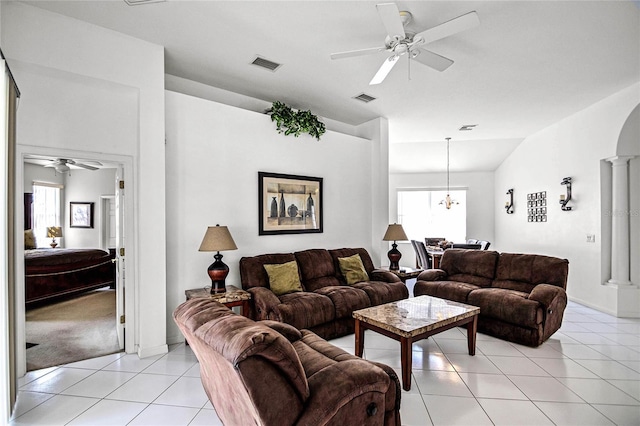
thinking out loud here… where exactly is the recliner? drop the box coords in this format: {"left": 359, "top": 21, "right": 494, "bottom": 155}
{"left": 174, "top": 298, "right": 402, "bottom": 426}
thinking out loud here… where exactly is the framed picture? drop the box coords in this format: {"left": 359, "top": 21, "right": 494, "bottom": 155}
{"left": 70, "top": 202, "right": 94, "bottom": 228}
{"left": 258, "top": 172, "right": 322, "bottom": 235}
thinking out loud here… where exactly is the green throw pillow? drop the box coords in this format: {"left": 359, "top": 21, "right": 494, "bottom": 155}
{"left": 264, "top": 261, "right": 303, "bottom": 296}
{"left": 338, "top": 254, "right": 369, "bottom": 285}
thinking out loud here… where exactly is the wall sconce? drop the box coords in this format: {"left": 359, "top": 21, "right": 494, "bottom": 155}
{"left": 505, "top": 189, "right": 514, "bottom": 214}
{"left": 559, "top": 177, "right": 572, "bottom": 211}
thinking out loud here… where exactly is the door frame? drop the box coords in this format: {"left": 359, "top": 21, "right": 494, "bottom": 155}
{"left": 15, "top": 145, "right": 136, "bottom": 377}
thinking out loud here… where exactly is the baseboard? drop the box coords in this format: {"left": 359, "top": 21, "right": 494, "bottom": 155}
{"left": 166, "top": 332, "right": 185, "bottom": 346}
{"left": 137, "top": 344, "right": 168, "bottom": 359}
{"left": 568, "top": 296, "right": 617, "bottom": 316}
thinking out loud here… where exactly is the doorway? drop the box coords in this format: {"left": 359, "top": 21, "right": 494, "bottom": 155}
{"left": 16, "top": 147, "right": 134, "bottom": 377}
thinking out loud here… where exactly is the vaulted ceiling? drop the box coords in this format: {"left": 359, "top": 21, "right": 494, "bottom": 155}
{"left": 22, "top": 1, "right": 640, "bottom": 172}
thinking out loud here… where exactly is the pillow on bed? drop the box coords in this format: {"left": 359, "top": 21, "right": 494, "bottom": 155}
{"left": 24, "top": 229, "right": 36, "bottom": 249}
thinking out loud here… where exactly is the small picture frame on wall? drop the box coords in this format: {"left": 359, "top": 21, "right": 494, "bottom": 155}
{"left": 70, "top": 202, "right": 94, "bottom": 228}
{"left": 258, "top": 172, "right": 323, "bottom": 235}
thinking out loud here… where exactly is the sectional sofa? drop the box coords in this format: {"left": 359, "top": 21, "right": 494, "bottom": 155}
{"left": 414, "top": 249, "right": 569, "bottom": 347}
{"left": 239, "top": 247, "right": 409, "bottom": 340}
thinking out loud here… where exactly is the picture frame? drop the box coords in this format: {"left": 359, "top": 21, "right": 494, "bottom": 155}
{"left": 70, "top": 202, "right": 94, "bottom": 228}
{"left": 258, "top": 172, "right": 323, "bottom": 235}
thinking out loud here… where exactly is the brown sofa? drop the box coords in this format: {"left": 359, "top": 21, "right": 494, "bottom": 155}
{"left": 414, "top": 249, "right": 569, "bottom": 347}
{"left": 240, "top": 247, "right": 409, "bottom": 340}
{"left": 174, "top": 298, "right": 401, "bottom": 426}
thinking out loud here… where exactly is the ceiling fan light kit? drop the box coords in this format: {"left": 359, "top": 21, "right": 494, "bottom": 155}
{"left": 330, "top": 3, "right": 480, "bottom": 85}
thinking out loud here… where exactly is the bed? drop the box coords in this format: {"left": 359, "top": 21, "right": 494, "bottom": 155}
{"left": 25, "top": 248, "right": 116, "bottom": 304}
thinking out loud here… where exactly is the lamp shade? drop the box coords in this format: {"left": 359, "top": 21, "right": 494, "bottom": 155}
{"left": 382, "top": 224, "right": 408, "bottom": 242}
{"left": 198, "top": 225, "right": 238, "bottom": 252}
{"left": 199, "top": 225, "right": 237, "bottom": 295}
{"left": 46, "top": 226, "right": 63, "bottom": 238}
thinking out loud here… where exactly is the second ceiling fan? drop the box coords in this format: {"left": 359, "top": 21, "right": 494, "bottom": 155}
{"left": 330, "top": 3, "right": 480, "bottom": 85}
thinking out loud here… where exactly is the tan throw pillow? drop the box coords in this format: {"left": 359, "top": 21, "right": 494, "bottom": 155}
{"left": 24, "top": 229, "right": 36, "bottom": 249}
{"left": 264, "top": 261, "right": 303, "bottom": 296}
{"left": 338, "top": 254, "right": 369, "bottom": 285}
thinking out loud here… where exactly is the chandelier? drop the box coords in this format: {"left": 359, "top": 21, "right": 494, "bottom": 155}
{"left": 440, "top": 137, "right": 459, "bottom": 209}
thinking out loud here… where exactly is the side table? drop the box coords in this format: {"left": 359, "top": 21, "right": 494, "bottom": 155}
{"left": 185, "top": 284, "right": 251, "bottom": 317}
{"left": 380, "top": 266, "right": 423, "bottom": 283}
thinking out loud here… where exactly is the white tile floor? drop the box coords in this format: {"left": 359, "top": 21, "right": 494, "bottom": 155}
{"left": 10, "top": 300, "right": 640, "bottom": 425}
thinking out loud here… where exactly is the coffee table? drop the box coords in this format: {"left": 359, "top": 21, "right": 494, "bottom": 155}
{"left": 353, "top": 295, "right": 480, "bottom": 391}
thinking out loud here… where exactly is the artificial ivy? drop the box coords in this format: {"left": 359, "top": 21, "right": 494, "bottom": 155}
{"left": 267, "top": 101, "right": 326, "bottom": 141}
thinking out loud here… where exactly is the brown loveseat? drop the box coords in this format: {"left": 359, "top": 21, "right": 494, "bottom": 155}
{"left": 174, "top": 298, "right": 401, "bottom": 426}
{"left": 240, "top": 248, "right": 409, "bottom": 340}
{"left": 414, "top": 249, "right": 569, "bottom": 347}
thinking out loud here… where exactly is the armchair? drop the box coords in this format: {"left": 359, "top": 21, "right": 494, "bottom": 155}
{"left": 174, "top": 298, "right": 401, "bottom": 426}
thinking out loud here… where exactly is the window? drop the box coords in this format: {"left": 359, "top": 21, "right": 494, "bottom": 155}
{"left": 32, "top": 182, "right": 62, "bottom": 247}
{"left": 397, "top": 189, "right": 467, "bottom": 243}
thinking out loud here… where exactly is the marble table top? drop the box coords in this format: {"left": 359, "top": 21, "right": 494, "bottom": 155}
{"left": 353, "top": 295, "right": 479, "bottom": 338}
{"left": 185, "top": 285, "right": 251, "bottom": 303}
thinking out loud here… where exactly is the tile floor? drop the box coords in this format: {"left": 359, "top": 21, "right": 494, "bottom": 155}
{"left": 10, "top": 299, "right": 640, "bottom": 425}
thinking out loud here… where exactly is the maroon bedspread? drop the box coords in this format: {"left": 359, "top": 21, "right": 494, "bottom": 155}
{"left": 25, "top": 248, "right": 115, "bottom": 304}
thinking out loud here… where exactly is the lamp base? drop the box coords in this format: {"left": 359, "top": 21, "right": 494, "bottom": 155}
{"left": 387, "top": 243, "right": 402, "bottom": 271}
{"left": 207, "top": 252, "right": 229, "bottom": 295}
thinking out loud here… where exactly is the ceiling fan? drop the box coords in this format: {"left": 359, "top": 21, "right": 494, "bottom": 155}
{"left": 44, "top": 158, "right": 101, "bottom": 173}
{"left": 330, "top": 3, "right": 480, "bottom": 85}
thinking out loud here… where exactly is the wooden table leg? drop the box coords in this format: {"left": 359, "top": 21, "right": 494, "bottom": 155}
{"left": 467, "top": 315, "right": 478, "bottom": 356}
{"left": 400, "top": 336, "right": 412, "bottom": 391}
{"left": 241, "top": 300, "right": 250, "bottom": 318}
{"left": 355, "top": 319, "right": 365, "bottom": 358}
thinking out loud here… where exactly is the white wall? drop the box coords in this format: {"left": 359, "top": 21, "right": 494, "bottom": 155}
{"left": 2, "top": 2, "right": 167, "bottom": 359}
{"left": 164, "top": 91, "right": 380, "bottom": 343}
{"left": 63, "top": 169, "right": 116, "bottom": 248}
{"left": 23, "top": 163, "right": 64, "bottom": 191}
{"left": 389, "top": 171, "right": 495, "bottom": 267}
{"left": 494, "top": 83, "right": 640, "bottom": 316}
{"left": 23, "top": 164, "right": 115, "bottom": 248}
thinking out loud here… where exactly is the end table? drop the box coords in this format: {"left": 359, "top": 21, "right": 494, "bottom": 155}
{"left": 185, "top": 284, "right": 251, "bottom": 317}
{"left": 380, "top": 266, "right": 423, "bottom": 283}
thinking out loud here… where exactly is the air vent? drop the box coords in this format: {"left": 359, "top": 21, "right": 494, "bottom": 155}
{"left": 123, "top": 0, "right": 165, "bottom": 5}
{"left": 353, "top": 93, "right": 377, "bottom": 103}
{"left": 459, "top": 124, "right": 478, "bottom": 131}
{"left": 251, "top": 56, "right": 282, "bottom": 72}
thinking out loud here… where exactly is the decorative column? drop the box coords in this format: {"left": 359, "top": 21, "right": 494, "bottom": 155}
{"left": 607, "top": 156, "right": 634, "bottom": 286}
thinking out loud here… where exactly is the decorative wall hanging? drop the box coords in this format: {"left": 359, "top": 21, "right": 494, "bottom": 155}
{"left": 505, "top": 189, "right": 514, "bottom": 214}
{"left": 258, "top": 172, "right": 323, "bottom": 235}
{"left": 559, "top": 177, "right": 572, "bottom": 211}
{"left": 266, "top": 101, "right": 326, "bottom": 141}
{"left": 70, "top": 202, "right": 94, "bottom": 228}
{"left": 527, "top": 192, "right": 546, "bottom": 222}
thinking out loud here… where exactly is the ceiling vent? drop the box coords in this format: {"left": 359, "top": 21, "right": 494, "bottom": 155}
{"left": 353, "top": 93, "right": 377, "bottom": 103}
{"left": 123, "top": 0, "right": 165, "bottom": 5}
{"left": 251, "top": 56, "right": 282, "bottom": 72}
{"left": 459, "top": 124, "right": 478, "bottom": 131}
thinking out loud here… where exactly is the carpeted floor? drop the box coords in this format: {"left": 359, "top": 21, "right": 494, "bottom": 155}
{"left": 26, "top": 288, "right": 122, "bottom": 371}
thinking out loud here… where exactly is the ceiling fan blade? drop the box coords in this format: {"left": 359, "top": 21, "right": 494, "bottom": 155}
{"left": 74, "top": 163, "right": 99, "bottom": 171}
{"left": 369, "top": 55, "right": 400, "bottom": 85}
{"left": 414, "top": 11, "right": 480, "bottom": 46}
{"left": 376, "top": 3, "right": 406, "bottom": 39}
{"left": 330, "top": 46, "right": 387, "bottom": 60}
{"left": 411, "top": 48, "right": 454, "bottom": 72}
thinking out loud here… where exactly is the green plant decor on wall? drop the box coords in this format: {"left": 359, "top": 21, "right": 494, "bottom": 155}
{"left": 267, "top": 101, "right": 326, "bottom": 141}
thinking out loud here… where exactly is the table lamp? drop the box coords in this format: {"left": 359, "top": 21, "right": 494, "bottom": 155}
{"left": 47, "top": 226, "right": 63, "bottom": 248}
{"left": 383, "top": 223, "right": 408, "bottom": 271}
{"left": 198, "top": 224, "right": 238, "bottom": 294}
